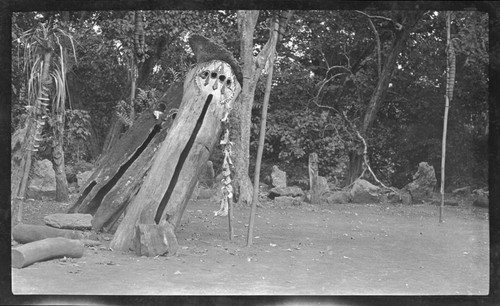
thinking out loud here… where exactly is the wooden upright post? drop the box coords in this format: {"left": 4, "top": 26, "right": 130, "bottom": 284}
{"left": 309, "top": 153, "right": 320, "bottom": 204}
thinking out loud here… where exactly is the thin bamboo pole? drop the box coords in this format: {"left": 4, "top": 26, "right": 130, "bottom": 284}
{"left": 440, "top": 11, "right": 455, "bottom": 223}
{"left": 247, "top": 19, "right": 279, "bottom": 247}
{"left": 228, "top": 199, "right": 234, "bottom": 240}
{"left": 440, "top": 95, "right": 450, "bottom": 223}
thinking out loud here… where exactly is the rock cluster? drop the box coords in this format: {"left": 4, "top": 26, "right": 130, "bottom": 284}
{"left": 403, "top": 162, "right": 437, "bottom": 204}
{"left": 268, "top": 166, "right": 304, "bottom": 206}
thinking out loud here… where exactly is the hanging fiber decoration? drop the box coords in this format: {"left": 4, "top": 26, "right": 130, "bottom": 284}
{"left": 214, "top": 113, "right": 233, "bottom": 217}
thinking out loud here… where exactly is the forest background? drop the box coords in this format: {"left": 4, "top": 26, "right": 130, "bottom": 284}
{"left": 10, "top": 9, "right": 489, "bottom": 202}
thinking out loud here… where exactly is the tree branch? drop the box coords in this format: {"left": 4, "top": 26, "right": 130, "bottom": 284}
{"left": 367, "top": 17, "right": 381, "bottom": 76}
{"left": 354, "top": 10, "right": 403, "bottom": 30}
{"left": 338, "top": 112, "right": 400, "bottom": 194}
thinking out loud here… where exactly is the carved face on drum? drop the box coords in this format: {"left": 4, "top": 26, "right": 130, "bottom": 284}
{"left": 195, "top": 60, "right": 236, "bottom": 106}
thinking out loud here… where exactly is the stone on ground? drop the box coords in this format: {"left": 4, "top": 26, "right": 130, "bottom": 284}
{"left": 268, "top": 186, "right": 304, "bottom": 199}
{"left": 403, "top": 162, "right": 437, "bottom": 203}
{"left": 270, "top": 165, "right": 287, "bottom": 188}
{"left": 380, "top": 190, "right": 403, "bottom": 204}
{"left": 400, "top": 190, "right": 412, "bottom": 205}
{"left": 44, "top": 213, "right": 93, "bottom": 230}
{"left": 325, "top": 191, "right": 351, "bottom": 204}
{"left": 350, "top": 179, "right": 380, "bottom": 204}
{"left": 27, "top": 159, "right": 56, "bottom": 198}
{"left": 274, "top": 196, "right": 302, "bottom": 206}
{"left": 317, "top": 175, "right": 330, "bottom": 195}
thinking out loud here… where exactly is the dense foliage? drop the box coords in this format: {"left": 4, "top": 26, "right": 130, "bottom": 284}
{"left": 11, "top": 10, "right": 489, "bottom": 190}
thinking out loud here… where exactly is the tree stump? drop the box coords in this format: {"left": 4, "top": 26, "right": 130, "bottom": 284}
{"left": 134, "top": 223, "right": 178, "bottom": 257}
{"left": 12, "top": 237, "right": 84, "bottom": 268}
{"left": 110, "top": 35, "right": 242, "bottom": 252}
{"left": 309, "top": 153, "right": 320, "bottom": 204}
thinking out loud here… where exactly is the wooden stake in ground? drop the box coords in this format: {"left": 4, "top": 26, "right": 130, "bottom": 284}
{"left": 228, "top": 201, "right": 234, "bottom": 240}
{"left": 247, "top": 17, "right": 279, "bottom": 247}
{"left": 12, "top": 237, "right": 84, "bottom": 268}
{"left": 440, "top": 11, "right": 456, "bottom": 223}
{"left": 308, "top": 153, "right": 320, "bottom": 204}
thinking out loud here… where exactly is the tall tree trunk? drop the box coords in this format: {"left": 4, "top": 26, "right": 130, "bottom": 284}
{"left": 15, "top": 51, "right": 53, "bottom": 199}
{"left": 52, "top": 48, "right": 70, "bottom": 202}
{"left": 129, "top": 10, "right": 145, "bottom": 123}
{"left": 234, "top": 10, "right": 281, "bottom": 207}
{"left": 130, "top": 54, "right": 137, "bottom": 123}
{"left": 233, "top": 11, "right": 259, "bottom": 207}
{"left": 345, "top": 151, "right": 364, "bottom": 187}
{"left": 136, "top": 36, "right": 168, "bottom": 89}
{"left": 101, "top": 11, "right": 146, "bottom": 157}
{"left": 345, "top": 11, "right": 423, "bottom": 186}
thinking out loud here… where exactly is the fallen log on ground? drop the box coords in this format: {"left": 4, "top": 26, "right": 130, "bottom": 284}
{"left": 12, "top": 237, "right": 84, "bottom": 268}
{"left": 12, "top": 224, "right": 94, "bottom": 244}
{"left": 80, "top": 239, "right": 102, "bottom": 246}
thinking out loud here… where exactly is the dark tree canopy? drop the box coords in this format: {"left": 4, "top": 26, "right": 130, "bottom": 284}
{"left": 11, "top": 9, "right": 489, "bottom": 193}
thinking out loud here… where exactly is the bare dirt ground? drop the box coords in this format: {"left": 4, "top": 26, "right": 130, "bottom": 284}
{"left": 11, "top": 195, "right": 489, "bottom": 296}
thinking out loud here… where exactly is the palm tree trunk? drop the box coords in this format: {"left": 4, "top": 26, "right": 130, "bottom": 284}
{"left": 49, "top": 48, "right": 69, "bottom": 202}
{"left": 17, "top": 51, "right": 53, "bottom": 199}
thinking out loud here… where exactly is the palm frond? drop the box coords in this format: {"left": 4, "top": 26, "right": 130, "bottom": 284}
{"left": 27, "top": 56, "right": 43, "bottom": 107}
{"left": 19, "top": 20, "right": 78, "bottom": 119}
{"left": 50, "top": 68, "right": 65, "bottom": 114}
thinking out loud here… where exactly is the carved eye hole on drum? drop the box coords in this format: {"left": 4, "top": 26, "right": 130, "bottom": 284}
{"left": 199, "top": 71, "right": 209, "bottom": 79}
{"left": 211, "top": 72, "right": 217, "bottom": 78}
{"left": 219, "top": 75, "right": 226, "bottom": 82}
